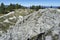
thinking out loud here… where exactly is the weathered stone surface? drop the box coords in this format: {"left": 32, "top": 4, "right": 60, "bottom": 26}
{"left": 0, "top": 9, "right": 60, "bottom": 40}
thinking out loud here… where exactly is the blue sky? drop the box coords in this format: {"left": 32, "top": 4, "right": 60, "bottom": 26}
{"left": 0, "top": 0, "right": 60, "bottom": 6}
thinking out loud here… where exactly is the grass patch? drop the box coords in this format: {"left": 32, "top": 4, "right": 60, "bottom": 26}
{"left": 0, "top": 14, "right": 5, "bottom": 16}
{"left": 0, "top": 22, "right": 12, "bottom": 32}
{"left": 0, "top": 17, "right": 5, "bottom": 22}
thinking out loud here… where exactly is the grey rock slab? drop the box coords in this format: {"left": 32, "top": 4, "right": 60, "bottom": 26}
{"left": 0, "top": 9, "right": 60, "bottom": 40}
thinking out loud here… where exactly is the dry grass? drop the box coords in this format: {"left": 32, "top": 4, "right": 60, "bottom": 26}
{"left": 0, "top": 9, "right": 35, "bottom": 32}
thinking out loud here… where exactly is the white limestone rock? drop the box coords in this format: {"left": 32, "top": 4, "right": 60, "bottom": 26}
{"left": 0, "top": 8, "right": 60, "bottom": 40}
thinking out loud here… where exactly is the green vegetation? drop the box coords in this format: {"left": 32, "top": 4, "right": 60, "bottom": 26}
{"left": 14, "top": 9, "right": 35, "bottom": 17}
{"left": 0, "top": 3, "right": 44, "bottom": 15}
{"left": 6, "top": 3, "right": 15, "bottom": 12}
{"left": 0, "top": 3, "right": 26, "bottom": 15}
{"left": 0, "top": 17, "right": 5, "bottom": 22}
{"left": 0, "top": 3, "right": 44, "bottom": 33}
{"left": 0, "top": 22, "right": 12, "bottom": 32}
{"left": 30, "top": 5, "right": 44, "bottom": 11}
{"left": 0, "top": 3, "right": 5, "bottom": 14}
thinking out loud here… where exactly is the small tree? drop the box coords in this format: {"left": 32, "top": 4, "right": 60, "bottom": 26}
{"left": 0, "top": 3, "right": 5, "bottom": 14}
{"left": 30, "top": 5, "right": 36, "bottom": 9}
{"left": 15, "top": 4, "right": 21, "bottom": 9}
{"left": 35, "top": 5, "right": 41, "bottom": 11}
{"left": 7, "top": 3, "right": 15, "bottom": 11}
{"left": 30, "top": 5, "right": 43, "bottom": 11}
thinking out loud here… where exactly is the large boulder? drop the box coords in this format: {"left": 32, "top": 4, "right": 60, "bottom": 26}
{"left": 0, "top": 8, "right": 60, "bottom": 40}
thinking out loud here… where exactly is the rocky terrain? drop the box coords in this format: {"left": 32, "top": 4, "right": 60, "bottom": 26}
{"left": 0, "top": 8, "right": 60, "bottom": 40}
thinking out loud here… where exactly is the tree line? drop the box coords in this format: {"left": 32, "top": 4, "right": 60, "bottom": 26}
{"left": 30, "top": 5, "right": 44, "bottom": 11}
{"left": 1, "top": 3, "right": 60, "bottom": 14}
{"left": 0, "top": 3, "right": 26, "bottom": 14}
{"left": 0, "top": 3, "right": 45, "bottom": 14}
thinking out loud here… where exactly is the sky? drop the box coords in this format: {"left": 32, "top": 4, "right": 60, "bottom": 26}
{"left": 0, "top": 0, "right": 60, "bottom": 7}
